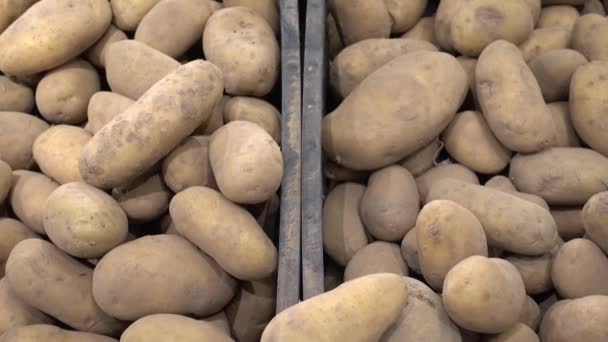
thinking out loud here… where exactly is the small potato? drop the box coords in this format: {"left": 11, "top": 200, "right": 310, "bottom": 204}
{"left": 434, "top": 0, "right": 468, "bottom": 51}
{"left": 33, "top": 125, "right": 92, "bottom": 184}
{"left": 417, "top": 200, "right": 488, "bottom": 290}
{"left": 537, "top": 5, "right": 579, "bottom": 31}
{"left": 121, "top": 314, "right": 234, "bottom": 342}
{"left": 399, "top": 139, "right": 442, "bottom": 177}
{"left": 571, "top": 14, "right": 608, "bottom": 61}
{"left": 223, "top": 97, "right": 281, "bottom": 143}
{"left": 203, "top": 7, "right": 279, "bottom": 96}
{"left": 93, "top": 235, "right": 237, "bottom": 321}
{"left": 539, "top": 295, "right": 608, "bottom": 341}
{"left": 402, "top": 17, "right": 439, "bottom": 46}
{"left": 344, "top": 242, "right": 408, "bottom": 281}
{"left": 226, "top": 278, "right": 276, "bottom": 342}
{"left": 509, "top": 147, "right": 608, "bottom": 206}
{"left": 443, "top": 256, "right": 526, "bottom": 334}
{"left": 0, "top": 218, "right": 37, "bottom": 278}
{"left": 530, "top": 50, "right": 587, "bottom": 103}
{"left": 86, "top": 25, "right": 127, "bottom": 68}
{"left": 401, "top": 227, "right": 420, "bottom": 273}
{"left": 546, "top": 102, "right": 581, "bottom": 147}
{"left": 85, "top": 92, "right": 134, "bottom": 134}
{"left": 330, "top": 0, "right": 391, "bottom": 46}
{"left": 0, "top": 111, "right": 49, "bottom": 170}
{"left": 518, "top": 27, "right": 570, "bottom": 62}
{"left": 0, "top": 0, "right": 38, "bottom": 34}
{"left": 524, "top": 0, "right": 542, "bottom": 24}
{"left": 223, "top": 0, "right": 279, "bottom": 34}
{"left": 112, "top": 172, "right": 170, "bottom": 222}
{"left": 170, "top": 186, "right": 277, "bottom": 281}
{"left": 195, "top": 95, "right": 229, "bottom": 135}
{"left": 381, "top": 277, "right": 461, "bottom": 342}
{"left": 209, "top": 121, "right": 283, "bottom": 204}
{"left": 360, "top": 165, "right": 419, "bottom": 241}
{"left": 1, "top": 325, "right": 117, "bottom": 342}
{"left": 583, "top": 192, "right": 608, "bottom": 253}
{"left": 476, "top": 40, "right": 555, "bottom": 153}
{"left": 483, "top": 323, "right": 539, "bottom": 342}
{"left": 0, "top": 278, "right": 52, "bottom": 335}
{"left": 551, "top": 207, "right": 584, "bottom": 240}
{"left": 416, "top": 163, "right": 479, "bottom": 202}
{"left": 518, "top": 296, "right": 541, "bottom": 331}
{"left": 0, "top": 159, "right": 11, "bottom": 203}
{"left": 261, "top": 273, "right": 408, "bottom": 342}
{"left": 110, "top": 0, "right": 160, "bottom": 31}
{"left": 552, "top": 238, "right": 608, "bottom": 298}
{"left": 0, "top": 76, "right": 34, "bottom": 113}
{"left": 6, "top": 239, "right": 123, "bottom": 334}
{"left": 330, "top": 38, "right": 438, "bottom": 98}
{"left": 0, "top": 0, "right": 111, "bottom": 76}
{"left": 135, "top": 0, "right": 211, "bottom": 58}
{"left": 162, "top": 136, "right": 215, "bottom": 193}
{"left": 506, "top": 254, "right": 553, "bottom": 295}
{"left": 443, "top": 111, "right": 512, "bottom": 174}
{"left": 10, "top": 171, "right": 59, "bottom": 234}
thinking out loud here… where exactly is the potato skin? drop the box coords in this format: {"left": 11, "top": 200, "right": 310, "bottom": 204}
{"left": 110, "top": 0, "right": 160, "bottom": 31}
{"left": 0, "top": 112, "right": 49, "bottom": 170}
{"left": 323, "top": 51, "right": 467, "bottom": 170}
{"left": 225, "top": 278, "right": 276, "bottom": 342}
{"left": 344, "top": 242, "right": 408, "bottom": 281}
{"left": 552, "top": 238, "right": 608, "bottom": 298}
{"left": 509, "top": 148, "right": 608, "bottom": 206}
{"left": 0, "top": 218, "right": 37, "bottom": 278}
{"left": 518, "top": 296, "right": 541, "bottom": 331}
{"left": 1, "top": 324, "right": 117, "bottom": 342}
{"left": 583, "top": 192, "right": 608, "bottom": 253}
{"left": 0, "top": 159, "right": 11, "bottom": 204}
{"left": 80, "top": 60, "right": 223, "bottom": 189}
{"left": 261, "top": 273, "right": 408, "bottom": 342}
{"left": 112, "top": 173, "right": 170, "bottom": 222}
{"left": 10, "top": 171, "right": 58, "bottom": 234}
{"left": 5, "top": 239, "right": 123, "bottom": 334}
{"left": 0, "top": 0, "right": 38, "bottom": 34}
{"left": 476, "top": 40, "right": 555, "bottom": 153}
{"left": 121, "top": 314, "right": 234, "bottom": 342}
{"left": 551, "top": 207, "right": 584, "bottom": 240}
{"left": 401, "top": 227, "right": 420, "bottom": 273}
{"left": 546, "top": 102, "right": 581, "bottom": 147}
{"left": 0, "top": 278, "right": 52, "bottom": 336}
{"left": 223, "top": 0, "right": 279, "bottom": 34}
{"left": 443, "top": 256, "right": 526, "bottom": 334}
{"left": 506, "top": 254, "right": 553, "bottom": 295}
{"left": 416, "top": 163, "right": 479, "bottom": 202}
{"left": 93, "top": 235, "right": 237, "bottom": 321}
{"left": 519, "top": 27, "right": 570, "bottom": 62}
{"left": 427, "top": 179, "right": 559, "bottom": 255}
{"left": 571, "top": 14, "right": 608, "bottom": 61}
{"left": 330, "top": 0, "right": 391, "bottom": 46}
{"left": 402, "top": 17, "right": 439, "bottom": 46}
{"left": 417, "top": 200, "right": 488, "bottom": 290}
{"left": 540, "top": 296, "right": 608, "bottom": 341}
{"left": 530, "top": 50, "right": 587, "bottom": 103}
{"left": 0, "top": 0, "right": 111, "bottom": 76}
{"left": 0, "top": 76, "right": 34, "bottom": 113}
{"left": 483, "top": 323, "right": 539, "bottom": 342}
{"left": 223, "top": 97, "right": 281, "bottom": 144}
{"left": 399, "top": 139, "right": 442, "bottom": 177}
{"left": 203, "top": 7, "right": 279, "bottom": 96}
{"left": 537, "top": 5, "right": 579, "bottom": 31}
{"left": 195, "top": 95, "right": 229, "bottom": 135}
{"left": 85, "top": 92, "right": 134, "bottom": 134}
{"left": 170, "top": 186, "right": 277, "bottom": 281}
{"left": 360, "top": 165, "right": 419, "bottom": 241}
{"left": 161, "top": 136, "right": 215, "bottom": 193}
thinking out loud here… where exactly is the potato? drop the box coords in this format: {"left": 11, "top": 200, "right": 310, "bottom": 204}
{"left": 0, "top": 0, "right": 38, "bottom": 34}
{"left": 330, "top": 38, "right": 438, "bottom": 98}
{"left": 583, "top": 192, "right": 608, "bottom": 253}
{"left": 195, "top": 95, "right": 229, "bottom": 135}
{"left": 1, "top": 324, "right": 118, "bottom": 342}
{"left": 112, "top": 172, "right": 170, "bottom": 222}
{"left": 32, "top": 125, "right": 92, "bottom": 184}
{"left": 538, "top": 5, "right": 579, "bottom": 31}
{"left": 261, "top": 273, "right": 408, "bottom": 342}
{"left": 571, "top": 14, "right": 608, "bottom": 61}
{"left": 203, "top": 7, "right": 279, "bottom": 96}
{"left": 330, "top": 0, "right": 391, "bottom": 46}
{"left": 323, "top": 51, "right": 467, "bottom": 170}
{"left": 443, "top": 111, "right": 512, "bottom": 174}
{"left": 110, "top": 0, "right": 160, "bottom": 31}
{"left": 344, "top": 242, "right": 408, "bottom": 281}
{"left": 323, "top": 183, "right": 369, "bottom": 266}
{"left": 443, "top": 256, "right": 526, "bottom": 334}
{"left": 539, "top": 295, "right": 608, "bottom": 341}
{"left": 223, "top": 0, "right": 279, "bottom": 34}
{"left": 327, "top": 13, "right": 344, "bottom": 60}
{"left": 0, "top": 0, "right": 111, "bottom": 76}
{"left": 360, "top": 165, "right": 419, "bottom": 241}
{"left": 10, "top": 171, "right": 58, "bottom": 234}
{"left": 0, "top": 218, "right": 37, "bottom": 278}
{"left": 0, "top": 76, "right": 34, "bottom": 113}
{"left": 85, "top": 92, "right": 134, "bottom": 134}
{"left": 209, "top": 121, "right": 283, "bottom": 205}
{"left": 135, "top": 0, "right": 211, "bottom": 58}
{"left": 519, "top": 27, "right": 570, "bottom": 63}
{"left": 170, "top": 186, "right": 277, "bottom": 280}
{"left": 546, "top": 102, "right": 581, "bottom": 147}
{"left": 203, "top": 311, "right": 231, "bottom": 336}
{"left": 476, "top": 40, "right": 555, "bottom": 153}
{"left": 85, "top": 25, "right": 127, "bottom": 68}
{"left": 223, "top": 97, "right": 281, "bottom": 144}
{"left": 121, "top": 314, "right": 234, "bottom": 342}
{"left": 510, "top": 148, "right": 608, "bottom": 206}
{"left": 417, "top": 200, "right": 488, "bottom": 290}
{"left": 552, "top": 238, "right": 608, "bottom": 298}
{"left": 162, "top": 136, "right": 215, "bottom": 193}
{"left": 483, "top": 323, "right": 539, "bottom": 342}
{"left": 0, "top": 278, "right": 52, "bottom": 335}
{"left": 434, "top": 0, "right": 468, "bottom": 51}
{"left": 399, "top": 139, "right": 442, "bottom": 177}
{"left": 225, "top": 278, "right": 275, "bottom": 342}
{"left": 484, "top": 175, "right": 550, "bottom": 211}
{"left": 583, "top": 0, "right": 607, "bottom": 15}
{"left": 93, "top": 235, "right": 236, "bottom": 321}
{"left": 381, "top": 277, "right": 461, "bottom": 342}
{"left": 104, "top": 40, "right": 180, "bottom": 100}
{"left": 6, "top": 239, "right": 123, "bottom": 334}
{"left": 0, "top": 112, "right": 48, "bottom": 170}
{"left": 80, "top": 60, "right": 223, "bottom": 189}
{"left": 518, "top": 296, "right": 541, "bottom": 331}
{"left": 529, "top": 50, "right": 587, "bottom": 103}
{"left": 570, "top": 61, "right": 608, "bottom": 156}
{"left": 416, "top": 163, "right": 479, "bottom": 202}
{"left": 427, "top": 179, "right": 559, "bottom": 255}
{"left": 402, "top": 17, "right": 438, "bottom": 46}
{"left": 386, "top": 0, "right": 428, "bottom": 34}
{"left": 524, "top": 0, "right": 542, "bottom": 24}
{"left": 0, "top": 159, "right": 11, "bottom": 204}
{"left": 401, "top": 227, "right": 420, "bottom": 273}
{"left": 506, "top": 254, "right": 553, "bottom": 295}
{"left": 551, "top": 207, "right": 584, "bottom": 240}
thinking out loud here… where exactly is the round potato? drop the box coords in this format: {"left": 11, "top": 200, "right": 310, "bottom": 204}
{"left": 416, "top": 163, "right": 480, "bottom": 202}
{"left": 519, "top": 27, "right": 570, "bottom": 62}
{"left": 10, "top": 170, "right": 59, "bottom": 234}
{"left": 483, "top": 323, "right": 539, "bottom": 342}
{"left": 162, "top": 136, "right": 215, "bottom": 193}
{"left": 203, "top": 7, "right": 279, "bottom": 96}
{"left": 344, "top": 242, "right": 408, "bottom": 282}
{"left": 583, "top": 192, "right": 608, "bottom": 253}
{"left": 518, "top": 296, "right": 541, "bottom": 331}
{"left": 0, "top": 159, "right": 11, "bottom": 204}
{"left": 551, "top": 207, "right": 584, "bottom": 240}
{"left": 443, "top": 256, "right": 526, "bottom": 334}
{"left": 399, "top": 139, "right": 442, "bottom": 177}
{"left": 85, "top": 92, "right": 134, "bottom": 134}
{"left": 539, "top": 295, "right": 608, "bottom": 341}
{"left": 110, "top": 0, "right": 160, "bottom": 31}
{"left": 434, "top": 0, "right": 468, "bottom": 51}
{"left": 401, "top": 227, "right": 420, "bottom": 273}
{"left": 537, "top": 5, "right": 579, "bottom": 31}
{"left": 223, "top": 0, "right": 279, "bottom": 34}
{"left": 402, "top": 17, "right": 439, "bottom": 46}
{"left": 0, "top": 218, "right": 37, "bottom": 278}
{"left": 0, "top": 76, "right": 34, "bottom": 113}
{"left": 93, "top": 235, "right": 237, "bottom": 321}
{"left": 552, "top": 238, "right": 608, "bottom": 298}
{"left": 506, "top": 254, "right": 553, "bottom": 295}
{"left": 85, "top": 25, "right": 127, "bottom": 68}
{"left": 0, "top": 111, "right": 49, "bottom": 170}
{"left": 112, "top": 172, "right": 170, "bottom": 222}
{"left": 209, "top": 121, "right": 283, "bottom": 204}
{"left": 121, "top": 314, "right": 234, "bottom": 342}
{"left": 330, "top": 0, "right": 391, "bottom": 46}
{"left": 203, "top": 311, "right": 231, "bottom": 336}
{"left": 33, "top": 125, "right": 92, "bottom": 184}
{"left": 226, "top": 278, "right": 276, "bottom": 342}
{"left": 195, "top": 95, "right": 229, "bottom": 135}
{"left": 529, "top": 50, "right": 587, "bottom": 103}
{"left": 223, "top": 97, "right": 281, "bottom": 144}
{"left": 546, "top": 102, "right": 581, "bottom": 147}
{"left": 571, "top": 14, "right": 608, "bottom": 61}
{"left": 384, "top": 0, "right": 427, "bottom": 34}
{"left": 360, "top": 165, "right": 419, "bottom": 242}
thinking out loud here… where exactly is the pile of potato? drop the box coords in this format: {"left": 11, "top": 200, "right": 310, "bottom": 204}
{"left": 264, "top": 0, "right": 608, "bottom": 341}
{"left": 0, "top": 0, "right": 284, "bottom": 341}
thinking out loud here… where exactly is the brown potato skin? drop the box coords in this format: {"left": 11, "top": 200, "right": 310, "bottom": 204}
{"left": 0, "top": 278, "right": 52, "bottom": 335}
{"left": 583, "top": 192, "right": 608, "bottom": 253}
{"left": 9, "top": 171, "right": 58, "bottom": 234}
{"left": 519, "top": 27, "right": 570, "bottom": 62}
{"left": 401, "top": 227, "right": 420, "bottom": 273}
{"left": 546, "top": 102, "right": 581, "bottom": 147}
{"left": 5, "top": 239, "right": 124, "bottom": 335}
{"left": 85, "top": 25, "right": 127, "bottom": 67}
{"left": 0, "top": 76, "right": 34, "bottom": 113}
{"left": 0, "top": 111, "right": 49, "bottom": 170}
{"left": 226, "top": 278, "right": 276, "bottom": 342}
{"left": 120, "top": 314, "right": 234, "bottom": 342}
{"left": 571, "top": 14, "right": 608, "bottom": 61}
{"left": 540, "top": 296, "right": 608, "bottom": 341}
{"left": 223, "top": 97, "right": 281, "bottom": 144}
{"left": 0, "top": 218, "right": 37, "bottom": 277}
{"left": 85, "top": 92, "right": 134, "bottom": 134}
{"left": 344, "top": 242, "right": 408, "bottom": 281}
{"left": 482, "top": 323, "right": 539, "bottom": 342}
{"left": 195, "top": 95, "right": 229, "bottom": 135}
{"left": 416, "top": 163, "right": 479, "bottom": 202}
{"left": 110, "top": 0, "right": 160, "bottom": 31}
{"left": 112, "top": 172, "right": 170, "bottom": 223}
{"left": 1, "top": 325, "right": 118, "bottom": 342}
{"left": 552, "top": 238, "right": 608, "bottom": 298}
{"left": 162, "top": 136, "right": 216, "bottom": 193}
{"left": 330, "top": 0, "right": 391, "bottom": 46}
{"left": 506, "top": 254, "right": 553, "bottom": 295}
{"left": 399, "top": 139, "right": 442, "bottom": 177}
{"left": 518, "top": 296, "right": 541, "bottom": 331}
{"left": 551, "top": 207, "right": 584, "bottom": 240}
{"left": 538, "top": 5, "right": 579, "bottom": 31}
{"left": 0, "top": 0, "right": 38, "bottom": 34}
{"left": 530, "top": 50, "right": 587, "bottom": 103}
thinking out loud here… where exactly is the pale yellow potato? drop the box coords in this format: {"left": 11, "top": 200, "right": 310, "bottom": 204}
{"left": 518, "top": 296, "right": 541, "bottom": 331}
{"left": 112, "top": 172, "right": 170, "bottom": 222}
{"left": 261, "top": 273, "right": 408, "bottom": 342}
{"left": 572, "top": 14, "right": 608, "bottom": 61}
{"left": 416, "top": 163, "right": 479, "bottom": 202}
{"left": 0, "top": 159, "right": 10, "bottom": 204}
{"left": 401, "top": 227, "right": 420, "bottom": 273}
{"left": 223, "top": 97, "right": 281, "bottom": 143}
{"left": 539, "top": 295, "right": 608, "bottom": 341}
{"left": 0, "top": 0, "right": 38, "bottom": 34}
{"left": 85, "top": 25, "right": 127, "bottom": 68}
{"left": 538, "top": 5, "right": 579, "bottom": 32}
{"left": 330, "top": 0, "right": 391, "bottom": 46}
{"left": 0, "top": 278, "right": 52, "bottom": 336}
{"left": 519, "top": 27, "right": 570, "bottom": 63}
{"left": 1, "top": 325, "right": 118, "bottom": 342}
{"left": 226, "top": 278, "right": 275, "bottom": 342}
{"left": 0, "top": 0, "right": 111, "bottom": 76}
{"left": 6, "top": 239, "right": 124, "bottom": 334}
{"left": 10, "top": 170, "right": 58, "bottom": 234}
{"left": 195, "top": 95, "right": 228, "bottom": 135}
{"left": 434, "top": 0, "right": 468, "bottom": 51}
{"left": 121, "top": 314, "right": 234, "bottom": 342}
{"left": 344, "top": 242, "right": 408, "bottom": 281}
{"left": 402, "top": 17, "right": 439, "bottom": 46}
{"left": 0, "top": 111, "right": 48, "bottom": 170}
{"left": 583, "top": 192, "right": 608, "bottom": 253}
{"left": 110, "top": 0, "right": 160, "bottom": 31}
{"left": 552, "top": 238, "right": 608, "bottom": 298}
{"left": 483, "top": 323, "right": 539, "bottom": 342}
{"left": 33, "top": 125, "right": 92, "bottom": 184}
{"left": 399, "top": 139, "right": 442, "bottom": 177}
{"left": 506, "top": 254, "right": 553, "bottom": 295}
{"left": 546, "top": 102, "right": 581, "bottom": 147}
{"left": 530, "top": 50, "right": 587, "bottom": 102}
{"left": 0, "top": 76, "right": 34, "bottom": 113}
{"left": 162, "top": 136, "right": 215, "bottom": 193}
{"left": 551, "top": 207, "right": 584, "bottom": 240}
{"left": 93, "top": 235, "right": 237, "bottom": 321}
{"left": 0, "top": 218, "right": 37, "bottom": 278}
{"left": 223, "top": 0, "right": 279, "bottom": 34}
{"left": 386, "top": 0, "right": 428, "bottom": 34}
{"left": 443, "top": 256, "right": 526, "bottom": 334}
{"left": 484, "top": 176, "right": 550, "bottom": 211}
{"left": 85, "top": 92, "right": 134, "bottom": 134}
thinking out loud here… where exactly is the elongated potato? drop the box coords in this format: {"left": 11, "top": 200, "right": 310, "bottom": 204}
{"left": 0, "top": 278, "right": 51, "bottom": 335}
{"left": 226, "top": 278, "right": 276, "bottom": 342}
{"left": 0, "top": 160, "right": 11, "bottom": 204}
{"left": 1, "top": 325, "right": 117, "bottom": 342}
{"left": 162, "top": 136, "right": 215, "bottom": 193}
{"left": 571, "top": 14, "right": 608, "bottom": 61}
{"left": 539, "top": 295, "right": 608, "bottom": 341}
{"left": 427, "top": 179, "right": 559, "bottom": 255}
{"left": 484, "top": 323, "right": 539, "bottom": 342}
{"left": 402, "top": 17, "right": 439, "bottom": 46}
{"left": 121, "top": 314, "right": 234, "bottom": 342}
{"left": 399, "top": 139, "right": 442, "bottom": 177}
{"left": 80, "top": 60, "right": 223, "bottom": 189}
{"left": 93, "top": 235, "right": 237, "bottom": 321}
{"left": 0, "top": 76, "right": 34, "bottom": 113}
{"left": 546, "top": 102, "right": 581, "bottom": 147}
{"left": 506, "top": 254, "right": 553, "bottom": 295}
{"left": 530, "top": 50, "right": 587, "bottom": 103}
{"left": 223, "top": 0, "right": 279, "bottom": 34}
{"left": 519, "top": 27, "right": 570, "bottom": 62}
{"left": 476, "top": 40, "right": 555, "bottom": 152}
{"left": 33, "top": 125, "right": 92, "bottom": 184}
{"left": 344, "top": 242, "right": 408, "bottom": 281}
{"left": 85, "top": 25, "right": 127, "bottom": 68}
{"left": 5, "top": 239, "right": 123, "bottom": 334}
{"left": 385, "top": 0, "right": 427, "bottom": 34}
{"left": 323, "top": 51, "right": 467, "bottom": 170}
{"left": 0, "top": 0, "right": 38, "bottom": 34}
{"left": 538, "top": 5, "right": 579, "bottom": 31}
{"left": 583, "top": 192, "right": 608, "bottom": 253}
{"left": 551, "top": 207, "right": 584, "bottom": 240}
{"left": 330, "top": 0, "right": 391, "bottom": 46}
{"left": 261, "top": 273, "right": 408, "bottom": 342}
{"left": 112, "top": 172, "right": 170, "bottom": 222}
{"left": 0, "top": 218, "right": 37, "bottom": 278}
{"left": 10, "top": 171, "right": 58, "bottom": 234}
{"left": 85, "top": 92, "right": 134, "bottom": 134}
{"left": 360, "top": 165, "right": 419, "bottom": 241}
{"left": 110, "top": 0, "right": 160, "bottom": 31}
{"left": 552, "top": 238, "right": 608, "bottom": 298}
{"left": 223, "top": 97, "right": 281, "bottom": 144}
{"left": 416, "top": 163, "right": 479, "bottom": 202}
{"left": 401, "top": 227, "right": 420, "bottom": 273}
{"left": 0, "top": 111, "right": 49, "bottom": 170}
